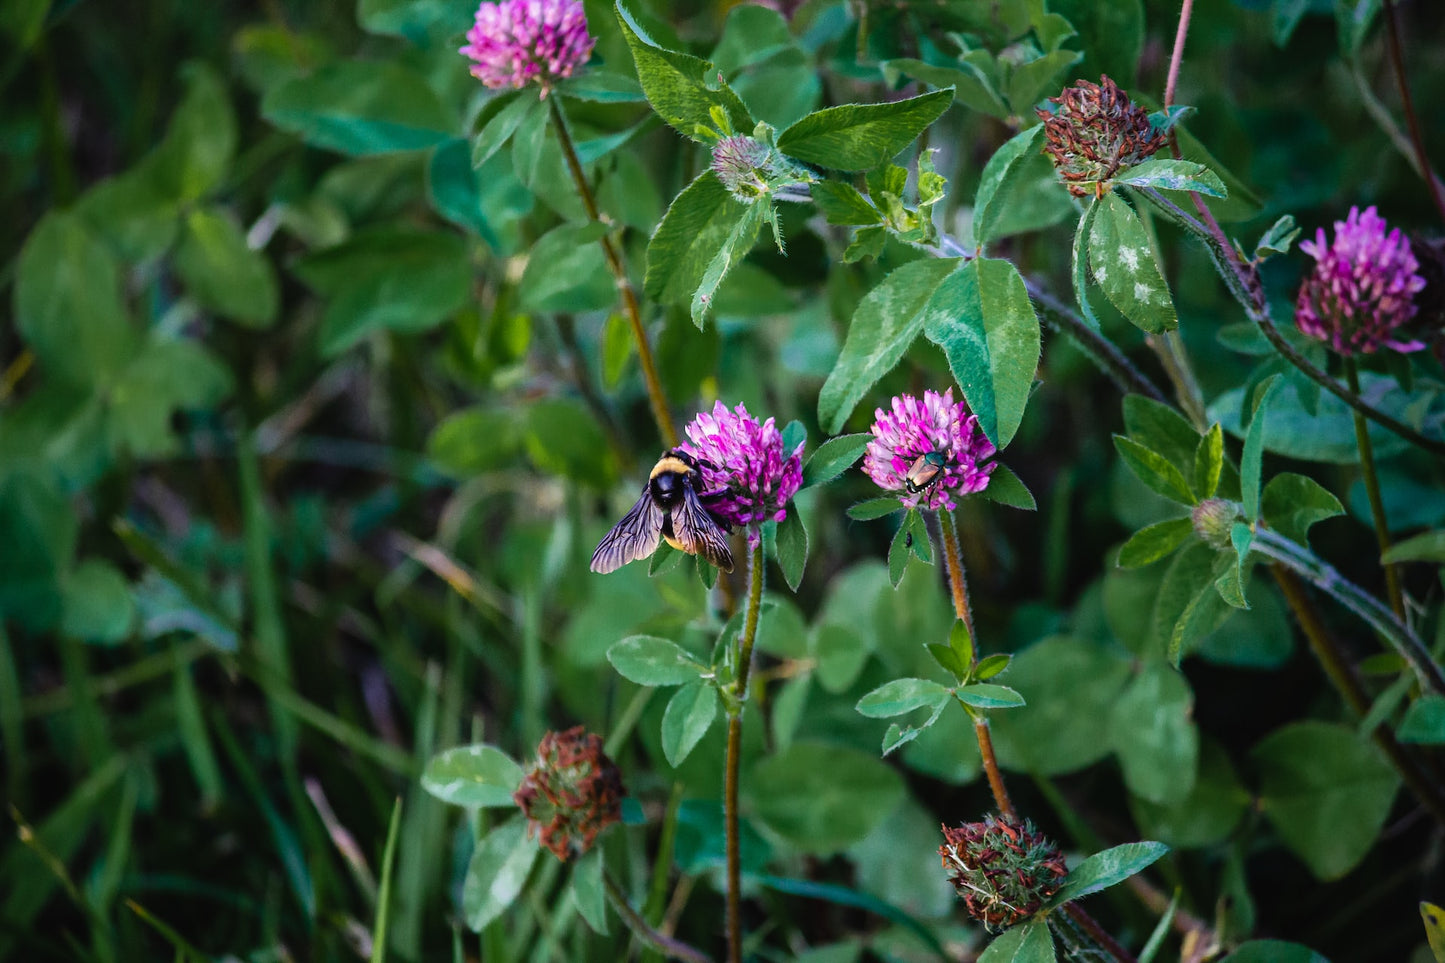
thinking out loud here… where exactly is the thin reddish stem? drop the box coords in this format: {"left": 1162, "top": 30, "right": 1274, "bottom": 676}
{"left": 1164, "top": 0, "right": 1194, "bottom": 109}
{"left": 1383, "top": 0, "right": 1445, "bottom": 224}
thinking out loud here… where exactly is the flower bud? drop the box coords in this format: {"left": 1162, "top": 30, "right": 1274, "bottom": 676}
{"left": 710, "top": 135, "right": 777, "bottom": 203}
{"left": 1191, "top": 498, "right": 1238, "bottom": 550}
{"left": 514, "top": 726, "right": 624, "bottom": 861}
{"left": 939, "top": 815, "right": 1067, "bottom": 931}
{"left": 1037, "top": 75, "right": 1165, "bottom": 199}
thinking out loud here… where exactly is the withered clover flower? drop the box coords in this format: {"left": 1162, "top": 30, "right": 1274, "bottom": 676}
{"left": 513, "top": 726, "right": 623, "bottom": 861}
{"left": 460, "top": 0, "right": 595, "bottom": 96}
{"left": 1037, "top": 75, "right": 1166, "bottom": 198}
{"left": 940, "top": 815, "right": 1068, "bottom": 931}
{"left": 681, "top": 401, "right": 804, "bottom": 547}
{"left": 863, "top": 389, "right": 996, "bottom": 511}
{"left": 1294, "top": 205, "right": 1427, "bottom": 356}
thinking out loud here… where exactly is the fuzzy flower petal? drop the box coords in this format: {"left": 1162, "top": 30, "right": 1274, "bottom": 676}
{"left": 862, "top": 389, "right": 996, "bottom": 511}
{"left": 681, "top": 401, "right": 804, "bottom": 545}
{"left": 461, "top": 0, "right": 595, "bottom": 94}
{"left": 1294, "top": 205, "right": 1426, "bottom": 356}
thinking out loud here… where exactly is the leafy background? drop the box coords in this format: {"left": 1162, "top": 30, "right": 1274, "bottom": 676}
{"left": 2, "top": 0, "right": 1444, "bottom": 961}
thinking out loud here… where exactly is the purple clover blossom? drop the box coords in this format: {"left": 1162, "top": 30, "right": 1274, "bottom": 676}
{"left": 681, "top": 401, "right": 804, "bottom": 545}
{"left": 461, "top": 0, "right": 595, "bottom": 95}
{"left": 1294, "top": 205, "right": 1426, "bottom": 355}
{"left": 863, "top": 389, "right": 996, "bottom": 511}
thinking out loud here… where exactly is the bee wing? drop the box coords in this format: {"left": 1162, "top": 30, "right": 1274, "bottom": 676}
{"left": 672, "top": 486, "right": 735, "bottom": 573}
{"left": 590, "top": 490, "right": 664, "bottom": 573}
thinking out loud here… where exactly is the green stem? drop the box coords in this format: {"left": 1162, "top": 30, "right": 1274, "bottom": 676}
{"left": 1344, "top": 356, "right": 1405, "bottom": 618}
{"left": 604, "top": 871, "right": 714, "bottom": 963}
{"left": 725, "top": 537, "right": 765, "bottom": 963}
{"left": 937, "top": 512, "right": 1017, "bottom": 820}
{"left": 1025, "top": 279, "right": 1166, "bottom": 402}
{"left": 1153, "top": 330, "right": 1208, "bottom": 431}
{"left": 1249, "top": 526, "right": 1444, "bottom": 695}
{"left": 548, "top": 96, "right": 678, "bottom": 449}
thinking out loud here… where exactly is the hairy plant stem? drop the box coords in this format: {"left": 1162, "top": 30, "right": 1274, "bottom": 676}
{"left": 1060, "top": 902, "right": 1140, "bottom": 963}
{"left": 1271, "top": 565, "right": 1445, "bottom": 826}
{"left": 548, "top": 96, "right": 678, "bottom": 449}
{"left": 1249, "top": 526, "right": 1445, "bottom": 694}
{"left": 1137, "top": 186, "right": 1445, "bottom": 456}
{"left": 604, "top": 870, "right": 715, "bottom": 963}
{"left": 1344, "top": 356, "right": 1405, "bottom": 617}
{"left": 1382, "top": 0, "right": 1445, "bottom": 224}
{"left": 1149, "top": 330, "right": 1208, "bottom": 431}
{"left": 1025, "top": 279, "right": 1167, "bottom": 402}
{"left": 725, "top": 538, "right": 765, "bottom": 963}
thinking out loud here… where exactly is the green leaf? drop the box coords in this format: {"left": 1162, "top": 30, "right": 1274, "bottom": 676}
{"left": 855, "top": 678, "right": 951, "bottom": 718}
{"left": 1422, "top": 902, "right": 1445, "bottom": 963}
{"left": 888, "top": 516, "right": 913, "bottom": 588}
{"left": 1218, "top": 941, "right": 1329, "bottom": 963}
{"left": 1241, "top": 375, "right": 1281, "bottom": 520}
{"left": 1124, "top": 395, "right": 1204, "bottom": 470}
{"left": 884, "top": 56, "right": 1006, "bottom": 116}
{"left": 462, "top": 819, "right": 540, "bottom": 931}
{"left": 519, "top": 222, "right": 614, "bottom": 313}
{"left": 1071, "top": 198, "right": 1103, "bottom": 330}
{"left": 847, "top": 497, "right": 903, "bottom": 521}
{"left": 1255, "top": 214, "right": 1301, "bottom": 258}
{"left": 1397, "top": 694, "right": 1445, "bottom": 744}
{"left": 818, "top": 258, "right": 960, "bottom": 434}
{"left": 1044, "top": 841, "right": 1169, "bottom": 908}
{"left": 1050, "top": 0, "right": 1143, "bottom": 84}
{"left": 107, "top": 339, "right": 234, "bottom": 459}
{"left": 293, "top": 228, "right": 472, "bottom": 356}
{"left": 803, "top": 434, "right": 871, "bottom": 488}
{"left": 661, "top": 681, "right": 719, "bottom": 765}
{"left": 1113, "top": 436, "right": 1196, "bottom": 505}
{"left": 262, "top": 60, "right": 453, "bottom": 155}
{"left": 1253, "top": 721, "right": 1399, "bottom": 879}
{"left": 150, "top": 64, "right": 238, "bottom": 203}
{"left": 1131, "top": 740, "right": 1249, "bottom": 849}
{"left": 427, "top": 407, "right": 523, "bottom": 478}
{"left": 1193, "top": 424, "right": 1224, "bottom": 499}
{"left": 776, "top": 508, "right": 809, "bottom": 592}
{"left": 1115, "top": 158, "right": 1227, "bottom": 196}
{"left": 976, "top": 654, "right": 1010, "bottom": 680}
{"left": 422, "top": 745, "right": 524, "bottom": 807}
{"left": 1153, "top": 543, "right": 1232, "bottom": 664}
{"left": 1089, "top": 192, "right": 1177, "bottom": 334}
{"left": 977, "top": 920, "right": 1055, "bottom": 963}
{"left": 1109, "top": 664, "right": 1198, "bottom": 805}
{"left": 812, "top": 624, "right": 869, "bottom": 694}
{"left": 173, "top": 207, "right": 279, "bottom": 327}
{"left": 645, "top": 171, "right": 750, "bottom": 305}
{"left": 949, "top": 619, "right": 974, "bottom": 668}
{"left": 557, "top": 71, "right": 646, "bottom": 103}
{"left": 1336, "top": 0, "right": 1383, "bottom": 57}
{"left": 615, "top": 0, "right": 752, "bottom": 141}
{"left": 1382, "top": 529, "right": 1445, "bottom": 564}
{"left": 922, "top": 258, "right": 1040, "bottom": 449}
{"left": 745, "top": 741, "right": 906, "bottom": 854}
{"left": 776, "top": 89, "right": 952, "bottom": 171}
{"left": 977, "top": 464, "right": 1036, "bottom": 510}
{"left": 470, "top": 93, "right": 540, "bottom": 168}
{"left": 955, "top": 683, "right": 1025, "bottom": 709}
{"left": 59, "top": 559, "right": 135, "bottom": 645}
{"left": 14, "top": 212, "right": 139, "bottom": 390}
{"left": 567, "top": 847, "right": 608, "bottom": 934}
{"left": 607, "top": 635, "right": 706, "bottom": 686}
{"left": 926, "top": 643, "right": 968, "bottom": 682}
{"left": 811, "top": 181, "right": 882, "bottom": 225}
{"left": 1215, "top": 523, "right": 1254, "bottom": 610}
{"left": 1118, "top": 518, "right": 1194, "bottom": 568}
{"left": 691, "top": 199, "right": 767, "bottom": 327}
{"left": 973, "top": 125, "right": 1047, "bottom": 247}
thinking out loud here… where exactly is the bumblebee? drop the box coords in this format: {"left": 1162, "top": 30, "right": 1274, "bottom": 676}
{"left": 590, "top": 449, "right": 735, "bottom": 574}
{"left": 904, "top": 450, "right": 948, "bottom": 493}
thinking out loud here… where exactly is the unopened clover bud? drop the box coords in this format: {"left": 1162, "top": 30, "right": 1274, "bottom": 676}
{"left": 710, "top": 135, "right": 776, "bottom": 202}
{"left": 939, "top": 815, "right": 1067, "bottom": 931}
{"left": 1037, "top": 75, "right": 1165, "bottom": 199}
{"left": 1191, "top": 498, "right": 1238, "bottom": 550}
{"left": 513, "top": 726, "right": 624, "bottom": 861}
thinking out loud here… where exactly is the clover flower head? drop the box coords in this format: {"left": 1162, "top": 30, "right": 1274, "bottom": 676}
{"left": 461, "top": 0, "right": 595, "bottom": 95}
{"left": 863, "top": 389, "right": 995, "bottom": 511}
{"left": 1037, "top": 75, "right": 1165, "bottom": 198}
{"left": 939, "top": 815, "right": 1068, "bottom": 932}
{"left": 711, "top": 135, "right": 777, "bottom": 203}
{"left": 1294, "top": 205, "right": 1426, "bottom": 356}
{"left": 681, "top": 401, "right": 804, "bottom": 545}
{"left": 513, "top": 726, "right": 623, "bottom": 861}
